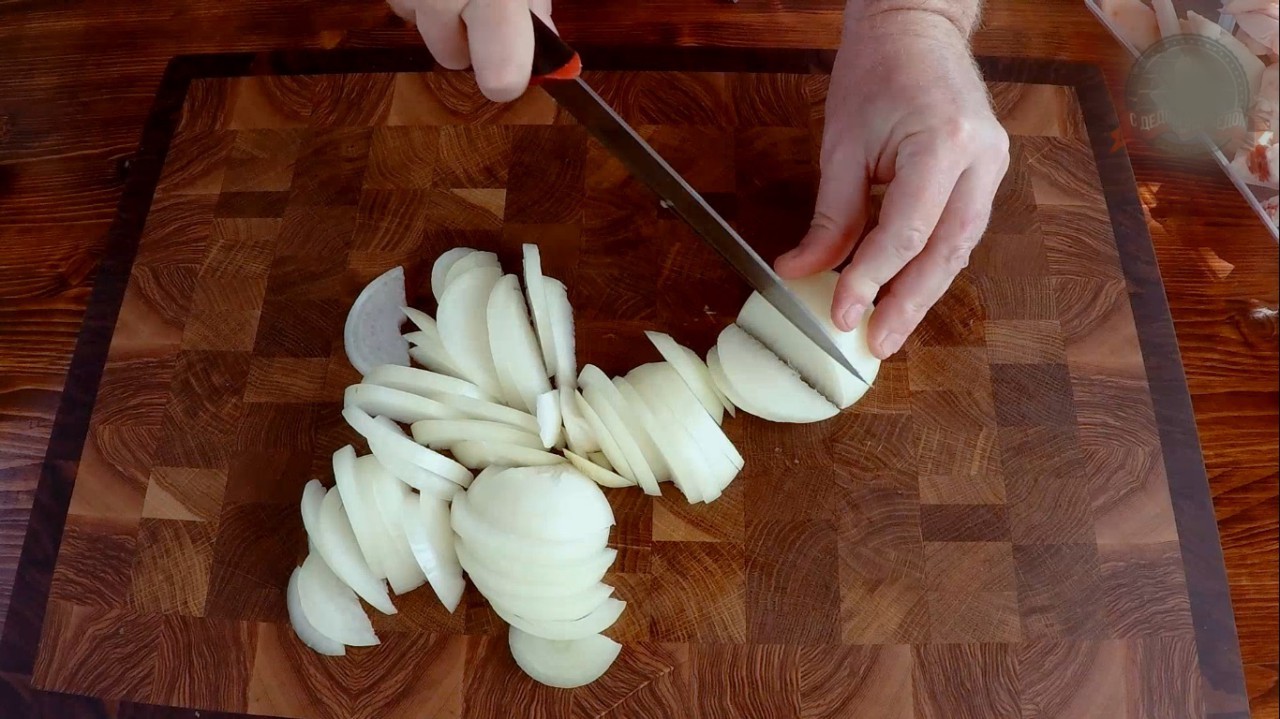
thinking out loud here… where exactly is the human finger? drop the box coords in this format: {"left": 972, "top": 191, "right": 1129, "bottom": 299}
{"left": 774, "top": 154, "right": 870, "bottom": 279}
{"left": 461, "top": 0, "right": 535, "bottom": 102}
{"left": 417, "top": 0, "right": 472, "bottom": 70}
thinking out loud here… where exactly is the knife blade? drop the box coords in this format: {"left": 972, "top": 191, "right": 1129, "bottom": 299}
{"left": 526, "top": 13, "right": 868, "bottom": 386}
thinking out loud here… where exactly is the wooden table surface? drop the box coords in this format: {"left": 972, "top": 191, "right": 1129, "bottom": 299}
{"left": 0, "top": 0, "right": 1275, "bottom": 716}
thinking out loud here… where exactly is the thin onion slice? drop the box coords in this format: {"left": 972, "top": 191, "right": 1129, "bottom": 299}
{"left": 311, "top": 484, "right": 397, "bottom": 614}
{"left": 535, "top": 390, "right": 563, "bottom": 449}
{"left": 343, "top": 266, "right": 411, "bottom": 376}
{"left": 522, "top": 244, "right": 559, "bottom": 376}
{"left": 465, "top": 465, "right": 615, "bottom": 541}
{"left": 614, "top": 377, "right": 713, "bottom": 503}
{"left": 509, "top": 629, "right": 622, "bottom": 689}
{"left": 582, "top": 366, "right": 668, "bottom": 483}
{"left": 344, "top": 384, "right": 465, "bottom": 424}
{"left": 436, "top": 265, "right": 504, "bottom": 396}
{"left": 366, "top": 418, "right": 462, "bottom": 501}
{"left": 401, "top": 306, "right": 438, "bottom": 336}
{"left": 484, "top": 583, "right": 615, "bottom": 622}
{"left": 466, "top": 537, "right": 616, "bottom": 586}
{"left": 450, "top": 491, "right": 609, "bottom": 567}
{"left": 443, "top": 250, "right": 500, "bottom": 289}
{"left": 705, "top": 347, "right": 748, "bottom": 414}
{"left": 492, "top": 598, "right": 627, "bottom": 642}
{"left": 365, "top": 364, "right": 492, "bottom": 402}
{"left": 579, "top": 366, "right": 660, "bottom": 494}
{"left": 343, "top": 405, "right": 474, "bottom": 488}
{"left": 564, "top": 450, "right": 635, "bottom": 489}
{"left": 410, "top": 419, "right": 544, "bottom": 451}
{"left": 715, "top": 324, "right": 839, "bottom": 423}
{"left": 587, "top": 452, "right": 613, "bottom": 470}
{"left": 644, "top": 331, "right": 725, "bottom": 424}
{"left": 561, "top": 386, "right": 599, "bottom": 454}
{"left": 287, "top": 564, "right": 347, "bottom": 656}
{"left": 573, "top": 390, "right": 634, "bottom": 479}
{"left": 457, "top": 542, "right": 607, "bottom": 597}
{"left": 487, "top": 274, "right": 551, "bottom": 412}
{"left": 359, "top": 455, "right": 427, "bottom": 595}
{"left": 450, "top": 440, "right": 566, "bottom": 469}
{"left": 428, "top": 391, "right": 540, "bottom": 434}
{"left": 297, "top": 552, "right": 380, "bottom": 647}
{"left": 403, "top": 492, "right": 465, "bottom": 612}
{"left": 331, "top": 446, "right": 388, "bottom": 578}
{"left": 628, "top": 362, "right": 743, "bottom": 481}
{"left": 545, "top": 278, "right": 577, "bottom": 389}
{"left": 431, "top": 247, "right": 477, "bottom": 302}
{"left": 406, "top": 333, "right": 467, "bottom": 379}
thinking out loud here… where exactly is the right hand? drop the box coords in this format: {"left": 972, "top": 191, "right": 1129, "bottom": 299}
{"left": 388, "top": 0, "right": 554, "bottom": 102}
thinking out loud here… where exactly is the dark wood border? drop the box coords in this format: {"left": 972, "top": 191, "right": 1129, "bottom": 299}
{"left": 0, "top": 47, "right": 1249, "bottom": 719}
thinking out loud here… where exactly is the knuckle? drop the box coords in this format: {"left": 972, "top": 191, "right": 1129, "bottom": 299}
{"left": 940, "top": 117, "right": 975, "bottom": 145}
{"left": 945, "top": 237, "right": 979, "bottom": 272}
{"left": 894, "top": 226, "right": 930, "bottom": 259}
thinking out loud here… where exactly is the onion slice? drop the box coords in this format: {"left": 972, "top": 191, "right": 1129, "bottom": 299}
{"left": 714, "top": 324, "right": 839, "bottom": 423}
{"left": 431, "top": 247, "right": 477, "bottom": 302}
{"left": 359, "top": 455, "right": 427, "bottom": 595}
{"left": 344, "top": 384, "right": 465, "bottom": 424}
{"left": 509, "top": 629, "right": 622, "bottom": 689}
{"left": 579, "top": 366, "right": 660, "bottom": 494}
{"left": 545, "top": 278, "right": 577, "bottom": 389}
{"left": 614, "top": 376, "right": 713, "bottom": 503}
{"left": 492, "top": 597, "right": 627, "bottom": 642}
{"left": 311, "top": 483, "right": 397, "bottom": 615}
{"left": 410, "top": 419, "right": 544, "bottom": 451}
{"left": 331, "top": 446, "right": 388, "bottom": 578}
{"left": 522, "top": 244, "right": 559, "bottom": 376}
{"left": 297, "top": 552, "right": 380, "bottom": 647}
{"left": 287, "top": 564, "right": 347, "bottom": 656}
{"left": 465, "top": 465, "right": 615, "bottom": 541}
{"left": 644, "top": 331, "right": 725, "bottom": 424}
{"left": 487, "top": 274, "right": 552, "bottom": 412}
{"left": 443, "top": 250, "right": 500, "bottom": 289}
{"left": 457, "top": 542, "right": 608, "bottom": 597}
{"left": 573, "top": 391, "right": 634, "bottom": 479}
{"left": 364, "top": 364, "right": 492, "bottom": 403}
{"left": 343, "top": 266, "right": 411, "bottom": 377}
{"left": 427, "top": 391, "right": 540, "bottom": 435}
{"left": 402, "top": 492, "right": 465, "bottom": 612}
{"left": 449, "top": 440, "right": 566, "bottom": 469}
{"left": 343, "top": 405, "right": 474, "bottom": 488}
{"left": 406, "top": 331, "right": 467, "bottom": 379}
{"left": 436, "top": 265, "right": 504, "bottom": 397}
{"left": 535, "top": 390, "right": 563, "bottom": 449}
{"left": 564, "top": 449, "right": 634, "bottom": 489}
{"left": 561, "top": 387, "right": 599, "bottom": 454}
{"left": 628, "top": 362, "right": 743, "bottom": 473}
{"left": 450, "top": 491, "right": 609, "bottom": 567}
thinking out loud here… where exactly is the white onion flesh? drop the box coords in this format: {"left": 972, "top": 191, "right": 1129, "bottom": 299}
{"left": 487, "top": 274, "right": 552, "bottom": 412}
{"left": 484, "top": 582, "right": 616, "bottom": 622}
{"left": 464, "top": 465, "right": 615, "bottom": 541}
{"left": 573, "top": 390, "right": 634, "bottom": 479}
{"left": 410, "top": 419, "right": 544, "bottom": 451}
{"left": 561, "top": 387, "right": 599, "bottom": 454}
{"left": 587, "top": 452, "right": 613, "bottom": 470}
{"left": 287, "top": 564, "right": 347, "bottom": 656}
{"left": 613, "top": 377, "right": 713, "bottom": 503}
{"left": 465, "top": 535, "right": 616, "bottom": 586}
{"left": 578, "top": 370, "right": 659, "bottom": 492}
{"left": 297, "top": 552, "right": 380, "bottom": 646}
{"left": 714, "top": 324, "right": 839, "bottom": 423}
{"left": 343, "top": 405, "right": 474, "bottom": 488}
{"left": 705, "top": 347, "right": 748, "bottom": 415}
{"left": 343, "top": 266, "right": 411, "bottom": 376}
{"left": 545, "top": 278, "right": 577, "bottom": 389}
{"left": 644, "top": 331, "right": 725, "bottom": 424}
{"left": 580, "top": 365, "right": 667, "bottom": 488}
{"left": 492, "top": 598, "right": 627, "bottom": 641}
{"left": 627, "top": 362, "right": 743, "bottom": 484}
{"left": 450, "top": 491, "right": 609, "bottom": 567}
{"left": 331, "top": 446, "right": 388, "bottom": 578}
{"left": 313, "top": 485, "right": 396, "bottom": 614}
{"left": 456, "top": 542, "right": 608, "bottom": 597}
{"left": 406, "top": 334, "right": 467, "bottom": 379}
{"left": 358, "top": 455, "right": 427, "bottom": 595}
{"left": 402, "top": 492, "right": 465, "bottom": 612}
{"left": 535, "top": 390, "right": 563, "bottom": 449}
{"left": 400, "top": 306, "right": 438, "bottom": 336}
{"left": 450, "top": 440, "right": 567, "bottom": 469}
{"left": 427, "top": 391, "right": 540, "bottom": 434}
{"left": 431, "top": 247, "right": 477, "bottom": 302}
{"left": 364, "top": 363, "right": 492, "bottom": 403}
{"left": 522, "top": 244, "right": 559, "bottom": 376}
{"left": 509, "top": 629, "right": 622, "bottom": 689}
{"left": 344, "top": 384, "right": 466, "bottom": 424}
{"left": 436, "top": 265, "right": 504, "bottom": 396}
{"left": 443, "top": 250, "right": 500, "bottom": 289}
{"left": 564, "top": 450, "right": 634, "bottom": 489}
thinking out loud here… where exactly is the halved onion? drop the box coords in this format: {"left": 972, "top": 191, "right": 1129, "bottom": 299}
{"left": 331, "top": 446, "right": 388, "bottom": 578}
{"left": 456, "top": 542, "right": 608, "bottom": 597}
{"left": 450, "top": 491, "right": 609, "bottom": 567}
{"left": 465, "top": 465, "right": 615, "bottom": 542}
{"left": 545, "top": 278, "right": 577, "bottom": 389}
{"left": 573, "top": 390, "right": 634, "bottom": 479}
{"left": 644, "top": 331, "right": 726, "bottom": 424}
{"left": 492, "top": 597, "right": 627, "bottom": 641}
{"left": 364, "top": 364, "right": 492, "bottom": 403}
{"left": 509, "top": 629, "right": 622, "bottom": 689}
{"left": 564, "top": 450, "right": 634, "bottom": 489}
{"left": 714, "top": 324, "right": 838, "bottom": 423}
{"left": 343, "top": 266, "right": 411, "bottom": 376}
{"left": 287, "top": 564, "right": 346, "bottom": 656}
{"left": 431, "top": 247, "right": 477, "bottom": 302}
{"left": 522, "top": 244, "right": 559, "bottom": 376}
{"left": 443, "top": 249, "right": 500, "bottom": 289}
{"left": 535, "top": 390, "right": 563, "bottom": 449}
{"left": 343, "top": 405, "right": 474, "bottom": 488}
{"left": 344, "top": 384, "right": 465, "bottom": 424}
{"left": 561, "top": 387, "right": 599, "bottom": 454}
{"left": 487, "top": 274, "right": 551, "bottom": 412}
{"left": 297, "top": 552, "right": 379, "bottom": 646}
{"left": 358, "top": 455, "right": 427, "bottom": 595}
{"left": 402, "top": 492, "right": 465, "bottom": 612}
{"left": 613, "top": 376, "right": 714, "bottom": 503}
{"left": 410, "top": 419, "right": 544, "bottom": 451}
{"left": 449, "top": 440, "right": 566, "bottom": 469}
{"left": 627, "top": 362, "right": 743, "bottom": 476}
{"left": 311, "top": 484, "right": 397, "bottom": 614}
{"left": 578, "top": 367, "right": 660, "bottom": 494}
{"left": 436, "top": 265, "right": 504, "bottom": 396}
{"left": 484, "top": 583, "right": 615, "bottom": 622}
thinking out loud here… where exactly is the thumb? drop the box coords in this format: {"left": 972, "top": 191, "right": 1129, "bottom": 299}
{"left": 774, "top": 162, "right": 870, "bottom": 280}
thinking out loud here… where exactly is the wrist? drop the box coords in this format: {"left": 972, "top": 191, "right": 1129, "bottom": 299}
{"left": 845, "top": 2, "right": 980, "bottom": 41}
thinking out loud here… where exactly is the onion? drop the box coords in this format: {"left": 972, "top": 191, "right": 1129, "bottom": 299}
{"left": 426, "top": 391, "right": 540, "bottom": 435}
{"left": 431, "top": 247, "right": 477, "bottom": 301}
{"left": 734, "top": 271, "right": 879, "bottom": 408}
{"left": 627, "top": 362, "right": 743, "bottom": 473}
{"left": 410, "top": 419, "right": 544, "bottom": 451}
{"left": 287, "top": 564, "right": 347, "bottom": 656}
{"left": 359, "top": 455, "right": 427, "bottom": 595}
{"left": 521, "top": 244, "right": 559, "bottom": 376}
{"left": 573, "top": 390, "right": 635, "bottom": 479}
{"left": 508, "top": 629, "right": 622, "bottom": 689}
{"left": 402, "top": 492, "right": 465, "bottom": 612}
{"left": 465, "top": 536, "right": 616, "bottom": 586}
{"left": 297, "top": 552, "right": 380, "bottom": 646}
{"left": 311, "top": 483, "right": 397, "bottom": 615}
{"left": 436, "top": 265, "right": 504, "bottom": 396}
{"left": 331, "top": 446, "right": 389, "bottom": 578}
{"left": 487, "top": 274, "right": 551, "bottom": 412}
{"left": 578, "top": 370, "right": 659, "bottom": 493}
{"left": 561, "top": 387, "right": 599, "bottom": 454}
{"left": 535, "top": 390, "right": 563, "bottom": 449}
{"left": 364, "top": 364, "right": 492, "bottom": 403}
{"left": 491, "top": 597, "right": 627, "bottom": 641}
{"left": 587, "top": 452, "right": 613, "bottom": 471}
{"left": 613, "top": 376, "right": 714, "bottom": 503}
{"left": 545, "top": 278, "right": 577, "bottom": 389}
{"left": 465, "top": 465, "right": 615, "bottom": 541}
{"left": 705, "top": 347, "right": 746, "bottom": 414}
{"left": 342, "top": 405, "right": 474, "bottom": 488}
{"left": 714, "top": 324, "right": 839, "bottom": 423}
{"left": 363, "top": 418, "right": 462, "bottom": 500}
{"left": 400, "top": 306, "right": 438, "bottom": 336}
{"left": 406, "top": 333, "right": 467, "bottom": 380}
{"left": 449, "top": 441, "right": 567, "bottom": 469}
{"left": 343, "top": 266, "right": 411, "bottom": 377}
{"left": 456, "top": 542, "right": 607, "bottom": 597}
{"left": 450, "top": 491, "right": 609, "bottom": 567}
{"left": 644, "top": 331, "right": 726, "bottom": 423}
{"left": 443, "top": 250, "right": 500, "bottom": 289}
{"left": 344, "top": 384, "right": 465, "bottom": 424}
{"left": 483, "top": 583, "right": 615, "bottom": 622}
{"left": 564, "top": 450, "right": 635, "bottom": 489}
{"left": 580, "top": 366, "right": 667, "bottom": 487}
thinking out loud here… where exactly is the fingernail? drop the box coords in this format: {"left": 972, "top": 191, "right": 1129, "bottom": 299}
{"left": 879, "top": 332, "right": 905, "bottom": 357}
{"left": 840, "top": 304, "right": 865, "bottom": 331}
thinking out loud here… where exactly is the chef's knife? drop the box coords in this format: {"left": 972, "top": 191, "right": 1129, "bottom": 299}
{"left": 526, "top": 13, "right": 869, "bottom": 386}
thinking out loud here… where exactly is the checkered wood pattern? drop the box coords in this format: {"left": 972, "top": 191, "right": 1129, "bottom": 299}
{"left": 31, "top": 69, "right": 1203, "bottom": 718}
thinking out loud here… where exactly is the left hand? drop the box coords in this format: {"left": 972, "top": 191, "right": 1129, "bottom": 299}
{"left": 774, "top": 9, "right": 1010, "bottom": 358}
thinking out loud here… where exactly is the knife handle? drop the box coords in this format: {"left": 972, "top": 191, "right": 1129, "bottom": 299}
{"left": 529, "top": 11, "right": 581, "bottom": 84}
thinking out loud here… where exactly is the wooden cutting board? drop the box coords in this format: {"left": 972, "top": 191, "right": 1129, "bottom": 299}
{"left": 1, "top": 48, "right": 1249, "bottom": 718}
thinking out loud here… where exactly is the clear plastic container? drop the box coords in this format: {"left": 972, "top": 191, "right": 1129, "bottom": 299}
{"left": 1085, "top": 0, "right": 1279, "bottom": 239}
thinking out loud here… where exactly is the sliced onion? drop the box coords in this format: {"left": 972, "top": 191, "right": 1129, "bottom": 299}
{"left": 344, "top": 384, "right": 465, "bottom": 424}
{"left": 443, "top": 249, "right": 500, "bottom": 289}
{"left": 492, "top": 597, "right": 626, "bottom": 642}
{"left": 705, "top": 347, "right": 748, "bottom": 414}
{"left": 573, "top": 390, "right": 634, "bottom": 479}
{"left": 545, "top": 278, "right": 577, "bottom": 389}
{"left": 535, "top": 390, "right": 563, "bottom": 449}
{"left": 343, "top": 405, "right": 474, "bottom": 488}
{"left": 359, "top": 455, "right": 427, "bottom": 595}
{"left": 343, "top": 266, "right": 411, "bottom": 377}
{"left": 431, "top": 247, "right": 477, "bottom": 302}
{"left": 582, "top": 366, "right": 668, "bottom": 483}
{"left": 297, "top": 552, "right": 379, "bottom": 647}
{"left": 564, "top": 449, "right": 635, "bottom": 489}
{"left": 586, "top": 452, "right": 613, "bottom": 470}
{"left": 644, "top": 331, "right": 725, "bottom": 424}
{"left": 715, "top": 324, "right": 839, "bottom": 423}
{"left": 487, "top": 274, "right": 551, "bottom": 412}
{"left": 484, "top": 583, "right": 615, "bottom": 622}
{"left": 406, "top": 332, "right": 467, "bottom": 379}
{"left": 436, "top": 265, "right": 504, "bottom": 396}
{"left": 579, "top": 367, "right": 660, "bottom": 494}
{"left": 365, "top": 363, "right": 492, "bottom": 403}
{"left": 457, "top": 542, "right": 607, "bottom": 597}
{"left": 522, "top": 244, "right": 559, "bottom": 376}
{"left": 614, "top": 376, "right": 713, "bottom": 503}
{"left": 509, "top": 629, "right": 622, "bottom": 689}
{"left": 627, "top": 361, "right": 744, "bottom": 476}
{"left": 402, "top": 492, "right": 465, "bottom": 612}
{"left": 465, "top": 465, "right": 614, "bottom": 541}
{"left": 450, "top": 491, "right": 609, "bottom": 567}
{"left": 363, "top": 418, "right": 462, "bottom": 501}
{"left": 331, "top": 446, "right": 388, "bottom": 578}
{"left": 287, "top": 564, "right": 347, "bottom": 656}
{"left": 428, "top": 391, "right": 540, "bottom": 434}
{"left": 561, "top": 387, "right": 599, "bottom": 454}
{"left": 410, "top": 419, "right": 544, "bottom": 451}
{"left": 401, "top": 306, "right": 438, "bottom": 336}
{"left": 464, "top": 536, "right": 616, "bottom": 586}
{"left": 449, "top": 440, "right": 566, "bottom": 469}
{"left": 313, "top": 485, "right": 397, "bottom": 614}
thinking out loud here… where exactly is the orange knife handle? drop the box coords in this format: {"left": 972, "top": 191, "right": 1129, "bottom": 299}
{"left": 529, "top": 11, "right": 581, "bottom": 84}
